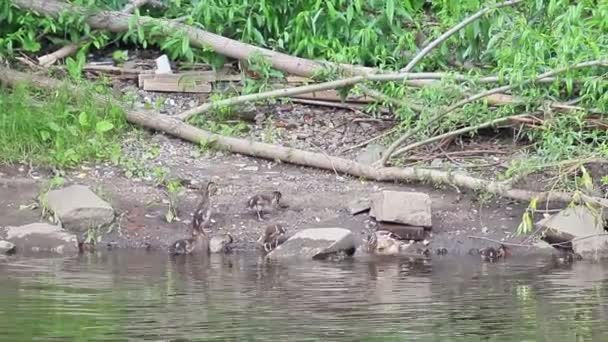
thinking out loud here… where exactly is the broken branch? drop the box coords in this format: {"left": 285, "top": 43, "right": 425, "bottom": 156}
{"left": 392, "top": 113, "right": 533, "bottom": 156}
{"left": 379, "top": 59, "right": 608, "bottom": 166}
{"left": 3, "top": 66, "right": 608, "bottom": 210}
{"left": 400, "top": 0, "right": 523, "bottom": 73}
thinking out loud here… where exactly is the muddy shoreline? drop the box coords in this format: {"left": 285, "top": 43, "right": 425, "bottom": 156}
{"left": 0, "top": 52, "right": 567, "bottom": 259}
{"left": 1, "top": 141, "right": 548, "bottom": 258}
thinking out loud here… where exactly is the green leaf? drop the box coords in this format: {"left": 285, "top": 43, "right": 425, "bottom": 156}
{"left": 386, "top": 0, "right": 395, "bottom": 26}
{"left": 95, "top": 121, "right": 114, "bottom": 134}
{"left": 78, "top": 112, "right": 89, "bottom": 127}
{"left": 48, "top": 122, "right": 61, "bottom": 132}
{"left": 40, "top": 130, "right": 51, "bottom": 142}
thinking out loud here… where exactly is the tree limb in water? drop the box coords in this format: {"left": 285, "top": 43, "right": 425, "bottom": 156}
{"left": 2, "top": 66, "right": 608, "bottom": 210}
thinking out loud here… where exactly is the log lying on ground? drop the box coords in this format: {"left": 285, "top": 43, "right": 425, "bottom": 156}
{"left": 36, "top": 0, "right": 161, "bottom": 66}
{"left": 13, "top": 0, "right": 373, "bottom": 77}
{"left": 2, "top": 66, "right": 607, "bottom": 209}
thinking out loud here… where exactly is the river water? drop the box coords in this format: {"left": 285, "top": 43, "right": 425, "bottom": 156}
{"left": 1, "top": 251, "right": 607, "bottom": 341}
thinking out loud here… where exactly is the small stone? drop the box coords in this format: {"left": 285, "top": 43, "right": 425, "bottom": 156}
{"left": 356, "top": 144, "right": 385, "bottom": 165}
{"left": 481, "top": 227, "right": 489, "bottom": 234}
{"left": 347, "top": 198, "right": 370, "bottom": 215}
{"left": 0, "top": 240, "right": 15, "bottom": 254}
{"left": 430, "top": 159, "right": 443, "bottom": 168}
{"left": 242, "top": 166, "right": 259, "bottom": 172}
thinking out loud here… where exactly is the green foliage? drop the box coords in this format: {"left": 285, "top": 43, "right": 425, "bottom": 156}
{"left": 0, "top": 82, "right": 126, "bottom": 168}
{"left": 0, "top": 0, "right": 607, "bottom": 194}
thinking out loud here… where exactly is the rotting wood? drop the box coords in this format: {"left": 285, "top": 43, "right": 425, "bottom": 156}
{"left": 3, "top": 66, "right": 607, "bottom": 210}
{"left": 141, "top": 75, "right": 213, "bottom": 93}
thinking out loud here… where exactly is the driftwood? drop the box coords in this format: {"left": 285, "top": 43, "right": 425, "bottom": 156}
{"left": 3, "top": 66, "right": 608, "bottom": 210}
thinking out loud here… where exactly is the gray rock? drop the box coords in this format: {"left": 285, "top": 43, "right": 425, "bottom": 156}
{"left": 0, "top": 240, "right": 15, "bottom": 254}
{"left": 0, "top": 223, "right": 79, "bottom": 255}
{"left": 46, "top": 185, "right": 115, "bottom": 232}
{"left": 370, "top": 191, "right": 432, "bottom": 227}
{"left": 209, "top": 234, "right": 234, "bottom": 254}
{"left": 347, "top": 198, "right": 370, "bottom": 215}
{"left": 537, "top": 205, "right": 608, "bottom": 260}
{"left": 376, "top": 222, "right": 426, "bottom": 241}
{"left": 356, "top": 144, "right": 385, "bottom": 165}
{"left": 267, "top": 227, "right": 356, "bottom": 260}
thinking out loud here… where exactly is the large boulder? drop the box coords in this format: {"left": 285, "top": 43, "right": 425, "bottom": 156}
{"left": 46, "top": 184, "right": 115, "bottom": 232}
{"left": 537, "top": 205, "right": 608, "bottom": 260}
{"left": 267, "top": 227, "right": 356, "bottom": 260}
{"left": 0, "top": 222, "right": 79, "bottom": 255}
{"left": 370, "top": 191, "right": 432, "bottom": 227}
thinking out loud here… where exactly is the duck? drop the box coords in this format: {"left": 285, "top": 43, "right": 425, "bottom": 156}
{"left": 209, "top": 233, "right": 235, "bottom": 254}
{"left": 552, "top": 251, "right": 583, "bottom": 264}
{"left": 246, "top": 191, "right": 282, "bottom": 221}
{"left": 192, "top": 181, "right": 218, "bottom": 233}
{"left": 168, "top": 181, "right": 217, "bottom": 256}
{"left": 168, "top": 229, "right": 210, "bottom": 256}
{"left": 477, "top": 244, "right": 510, "bottom": 262}
{"left": 366, "top": 230, "right": 408, "bottom": 256}
{"left": 257, "top": 223, "right": 288, "bottom": 252}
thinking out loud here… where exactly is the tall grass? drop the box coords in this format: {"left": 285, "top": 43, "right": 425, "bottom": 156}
{"left": 0, "top": 82, "right": 126, "bottom": 167}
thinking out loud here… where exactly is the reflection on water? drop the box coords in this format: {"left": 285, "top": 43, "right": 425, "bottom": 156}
{"left": 1, "top": 251, "right": 608, "bottom": 341}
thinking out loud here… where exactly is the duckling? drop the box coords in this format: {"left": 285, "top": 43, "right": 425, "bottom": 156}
{"left": 192, "top": 181, "right": 218, "bottom": 233}
{"left": 366, "top": 230, "right": 406, "bottom": 256}
{"left": 168, "top": 229, "right": 210, "bottom": 256}
{"left": 478, "top": 244, "right": 509, "bottom": 262}
{"left": 552, "top": 251, "right": 583, "bottom": 264}
{"left": 435, "top": 247, "right": 448, "bottom": 255}
{"left": 247, "top": 191, "right": 282, "bottom": 221}
{"left": 209, "top": 233, "right": 235, "bottom": 254}
{"left": 257, "top": 223, "right": 288, "bottom": 252}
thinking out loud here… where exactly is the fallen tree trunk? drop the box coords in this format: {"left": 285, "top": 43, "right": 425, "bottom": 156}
{"left": 2, "top": 66, "right": 607, "bottom": 209}
{"left": 36, "top": 0, "right": 161, "bottom": 66}
{"left": 12, "top": 0, "right": 373, "bottom": 77}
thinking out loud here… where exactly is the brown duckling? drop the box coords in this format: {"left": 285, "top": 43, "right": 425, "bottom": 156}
{"left": 168, "top": 229, "right": 210, "bottom": 256}
{"left": 257, "top": 223, "right": 288, "bottom": 252}
{"left": 552, "top": 251, "right": 583, "bottom": 264}
{"left": 209, "top": 233, "right": 235, "bottom": 254}
{"left": 366, "top": 230, "right": 408, "bottom": 256}
{"left": 478, "top": 244, "right": 510, "bottom": 262}
{"left": 193, "top": 181, "right": 218, "bottom": 233}
{"left": 247, "top": 191, "right": 282, "bottom": 221}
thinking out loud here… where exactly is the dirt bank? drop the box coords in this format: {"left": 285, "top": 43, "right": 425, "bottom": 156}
{"left": 0, "top": 132, "right": 532, "bottom": 256}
